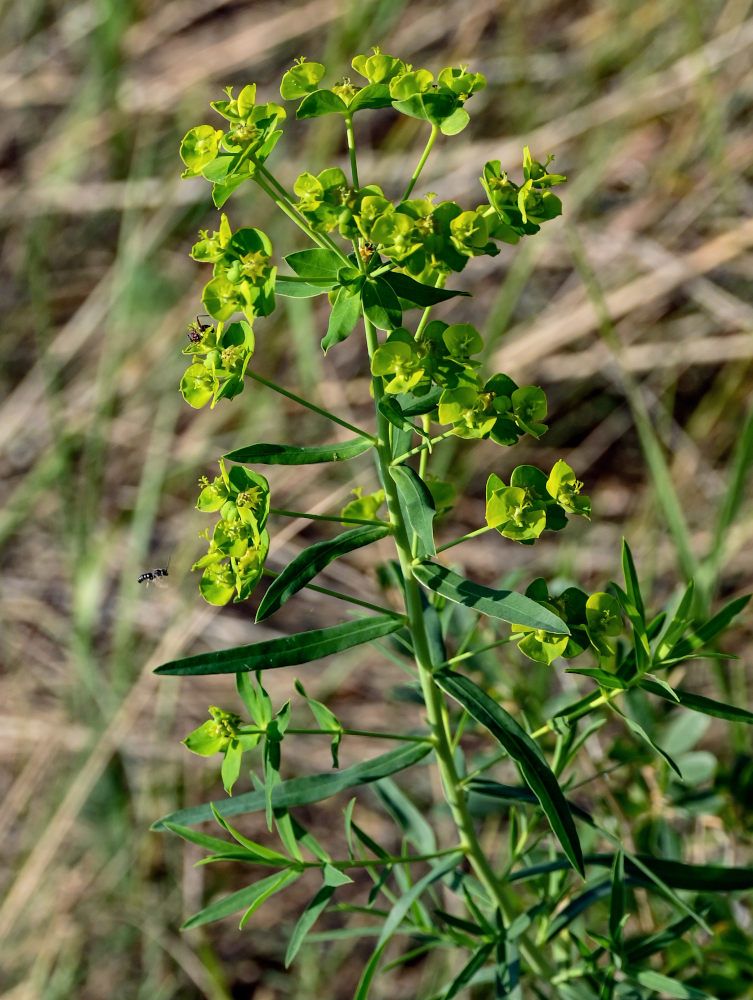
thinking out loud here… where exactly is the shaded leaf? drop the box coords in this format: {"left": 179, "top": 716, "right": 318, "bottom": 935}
{"left": 322, "top": 287, "right": 362, "bottom": 353}
{"left": 285, "top": 883, "right": 337, "bottom": 966}
{"left": 381, "top": 271, "right": 470, "bottom": 308}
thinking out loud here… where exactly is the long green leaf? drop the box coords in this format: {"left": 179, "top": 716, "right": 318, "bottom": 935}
{"left": 436, "top": 669, "right": 584, "bottom": 876}
{"left": 413, "top": 562, "right": 569, "bottom": 634}
{"left": 628, "top": 970, "right": 712, "bottom": 999}
{"left": 381, "top": 271, "right": 470, "bottom": 308}
{"left": 322, "top": 287, "right": 362, "bottom": 353}
{"left": 152, "top": 742, "right": 432, "bottom": 830}
{"left": 275, "top": 275, "right": 334, "bottom": 297}
{"left": 154, "top": 614, "right": 403, "bottom": 675}
{"left": 225, "top": 436, "right": 373, "bottom": 465}
{"left": 256, "top": 525, "right": 390, "bottom": 622}
{"left": 669, "top": 594, "right": 750, "bottom": 658}
{"left": 468, "top": 780, "right": 595, "bottom": 826}
{"left": 354, "top": 855, "right": 462, "bottom": 1000}
{"left": 390, "top": 465, "right": 436, "bottom": 558}
{"left": 285, "top": 883, "right": 337, "bottom": 966}
{"left": 545, "top": 878, "right": 611, "bottom": 940}
{"left": 441, "top": 942, "right": 495, "bottom": 1000}
{"left": 640, "top": 678, "right": 753, "bottom": 724}
{"left": 182, "top": 869, "right": 300, "bottom": 930}
{"left": 508, "top": 852, "right": 753, "bottom": 891}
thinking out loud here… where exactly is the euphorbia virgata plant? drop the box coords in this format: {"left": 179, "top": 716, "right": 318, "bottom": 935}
{"left": 152, "top": 48, "right": 753, "bottom": 1000}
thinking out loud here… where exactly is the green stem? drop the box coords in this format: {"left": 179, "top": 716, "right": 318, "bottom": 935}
{"left": 345, "top": 115, "right": 359, "bottom": 189}
{"left": 436, "top": 524, "right": 496, "bottom": 553}
{"left": 391, "top": 431, "right": 454, "bottom": 466}
{"left": 245, "top": 369, "right": 376, "bottom": 441}
{"left": 251, "top": 169, "right": 332, "bottom": 251}
{"left": 442, "top": 634, "right": 512, "bottom": 666}
{"left": 364, "top": 311, "right": 531, "bottom": 939}
{"left": 270, "top": 507, "right": 389, "bottom": 527}
{"left": 261, "top": 568, "right": 396, "bottom": 617}
{"left": 362, "top": 304, "right": 554, "bottom": 977}
{"left": 254, "top": 159, "right": 350, "bottom": 264}
{"left": 401, "top": 124, "right": 439, "bottom": 201}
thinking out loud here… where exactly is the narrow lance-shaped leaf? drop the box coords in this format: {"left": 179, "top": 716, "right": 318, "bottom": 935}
{"left": 381, "top": 270, "right": 471, "bottom": 308}
{"left": 508, "top": 851, "right": 753, "bottom": 892}
{"left": 627, "top": 970, "right": 713, "bottom": 1000}
{"left": 225, "top": 436, "right": 373, "bottom": 465}
{"left": 640, "top": 678, "right": 753, "bottom": 725}
{"left": 182, "top": 869, "right": 301, "bottom": 930}
{"left": 390, "top": 465, "right": 436, "bottom": 558}
{"left": 354, "top": 855, "right": 463, "bottom": 1000}
{"left": 436, "top": 669, "right": 584, "bottom": 876}
{"left": 256, "top": 525, "right": 390, "bottom": 622}
{"left": 413, "top": 562, "right": 569, "bottom": 634}
{"left": 322, "top": 287, "right": 362, "bottom": 353}
{"left": 152, "top": 741, "right": 432, "bottom": 830}
{"left": 285, "top": 864, "right": 354, "bottom": 967}
{"left": 154, "top": 614, "right": 404, "bottom": 675}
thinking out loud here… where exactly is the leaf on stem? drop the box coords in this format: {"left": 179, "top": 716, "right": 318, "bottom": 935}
{"left": 381, "top": 271, "right": 470, "bottom": 308}
{"left": 362, "top": 277, "right": 402, "bottom": 331}
{"left": 152, "top": 742, "right": 432, "bottom": 830}
{"left": 639, "top": 679, "right": 753, "bottom": 725}
{"left": 390, "top": 465, "right": 436, "bottom": 558}
{"left": 412, "top": 562, "right": 569, "bottom": 634}
{"left": 225, "top": 437, "right": 373, "bottom": 464}
{"left": 154, "top": 615, "right": 404, "bottom": 675}
{"left": 322, "top": 286, "right": 362, "bottom": 353}
{"left": 182, "top": 869, "right": 300, "bottom": 930}
{"left": 256, "top": 525, "right": 390, "bottom": 622}
{"left": 285, "top": 248, "right": 344, "bottom": 282}
{"left": 435, "top": 669, "right": 584, "bottom": 876}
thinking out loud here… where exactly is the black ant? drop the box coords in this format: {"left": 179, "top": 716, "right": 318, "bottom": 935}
{"left": 187, "top": 316, "right": 211, "bottom": 343}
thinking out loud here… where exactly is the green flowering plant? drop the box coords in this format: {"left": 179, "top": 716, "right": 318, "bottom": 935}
{"left": 153, "top": 47, "right": 752, "bottom": 1000}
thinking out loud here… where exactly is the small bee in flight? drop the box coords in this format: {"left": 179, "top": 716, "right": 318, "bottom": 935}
{"left": 138, "top": 567, "right": 169, "bottom": 584}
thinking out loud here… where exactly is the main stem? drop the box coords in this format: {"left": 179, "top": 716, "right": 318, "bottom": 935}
{"left": 363, "top": 311, "right": 518, "bottom": 926}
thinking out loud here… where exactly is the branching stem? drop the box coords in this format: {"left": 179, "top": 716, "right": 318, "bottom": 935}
{"left": 245, "top": 369, "right": 376, "bottom": 441}
{"left": 401, "top": 124, "right": 439, "bottom": 201}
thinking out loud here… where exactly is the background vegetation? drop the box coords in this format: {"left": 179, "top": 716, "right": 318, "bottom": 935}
{"left": 1, "top": 1, "right": 752, "bottom": 997}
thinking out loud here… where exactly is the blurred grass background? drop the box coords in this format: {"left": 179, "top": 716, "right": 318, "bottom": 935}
{"left": 2, "top": 0, "right": 753, "bottom": 997}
